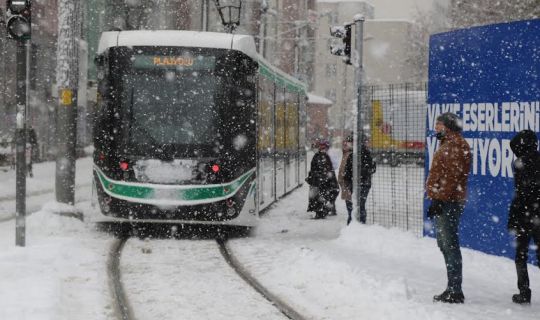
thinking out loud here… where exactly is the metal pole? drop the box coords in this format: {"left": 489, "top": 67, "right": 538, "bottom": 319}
{"left": 353, "top": 15, "right": 365, "bottom": 223}
{"left": 341, "top": 66, "right": 347, "bottom": 140}
{"left": 201, "top": 0, "right": 208, "bottom": 31}
{"left": 0, "top": 13, "right": 5, "bottom": 133}
{"left": 259, "top": 11, "right": 266, "bottom": 56}
{"left": 15, "top": 39, "right": 28, "bottom": 247}
{"left": 56, "top": 0, "right": 80, "bottom": 205}
{"left": 294, "top": 26, "right": 299, "bottom": 77}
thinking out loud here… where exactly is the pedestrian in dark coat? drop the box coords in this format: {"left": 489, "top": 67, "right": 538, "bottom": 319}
{"left": 342, "top": 136, "right": 375, "bottom": 225}
{"left": 426, "top": 112, "right": 471, "bottom": 304}
{"left": 508, "top": 129, "right": 540, "bottom": 304}
{"left": 338, "top": 136, "right": 353, "bottom": 221}
{"left": 306, "top": 140, "right": 339, "bottom": 219}
{"left": 26, "top": 127, "right": 37, "bottom": 178}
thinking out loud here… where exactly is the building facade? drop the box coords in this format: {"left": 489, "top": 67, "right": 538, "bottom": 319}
{"left": 2, "top": 0, "right": 320, "bottom": 160}
{"left": 313, "top": 0, "right": 375, "bottom": 138}
{"left": 313, "top": 1, "right": 417, "bottom": 140}
{"left": 0, "top": 0, "right": 61, "bottom": 159}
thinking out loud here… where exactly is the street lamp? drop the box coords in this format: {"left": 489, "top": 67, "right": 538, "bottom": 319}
{"left": 213, "top": 0, "right": 242, "bottom": 33}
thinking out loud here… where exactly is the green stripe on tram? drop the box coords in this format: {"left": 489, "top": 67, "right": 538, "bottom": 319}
{"left": 258, "top": 62, "right": 305, "bottom": 94}
{"left": 95, "top": 168, "right": 255, "bottom": 201}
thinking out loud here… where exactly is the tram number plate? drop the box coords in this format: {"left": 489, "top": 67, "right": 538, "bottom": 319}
{"left": 134, "top": 159, "right": 196, "bottom": 184}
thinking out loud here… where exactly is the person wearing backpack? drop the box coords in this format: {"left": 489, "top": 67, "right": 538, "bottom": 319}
{"left": 343, "top": 135, "right": 375, "bottom": 225}
{"left": 508, "top": 129, "right": 540, "bottom": 304}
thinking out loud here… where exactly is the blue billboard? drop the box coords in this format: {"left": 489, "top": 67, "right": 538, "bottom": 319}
{"left": 425, "top": 19, "right": 540, "bottom": 262}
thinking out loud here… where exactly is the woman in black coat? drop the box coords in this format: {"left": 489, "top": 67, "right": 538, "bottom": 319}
{"left": 306, "top": 140, "right": 339, "bottom": 219}
{"left": 508, "top": 130, "right": 540, "bottom": 304}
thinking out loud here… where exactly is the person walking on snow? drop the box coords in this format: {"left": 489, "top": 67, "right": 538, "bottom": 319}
{"left": 306, "top": 140, "right": 339, "bottom": 219}
{"left": 508, "top": 129, "right": 540, "bottom": 304}
{"left": 338, "top": 135, "right": 354, "bottom": 222}
{"left": 426, "top": 112, "right": 471, "bottom": 304}
{"left": 340, "top": 135, "right": 375, "bottom": 225}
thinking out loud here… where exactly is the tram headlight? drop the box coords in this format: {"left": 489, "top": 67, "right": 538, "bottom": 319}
{"left": 119, "top": 161, "right": 129, "bottom": 171}
{"left": 202, "top": 161, "right": 224, "bottom": 184}
{"left": 225, "top": 198, "right": 237, "bottom": 217}
{"left": 226, "top": 207, "right": 236, "bottom": 217}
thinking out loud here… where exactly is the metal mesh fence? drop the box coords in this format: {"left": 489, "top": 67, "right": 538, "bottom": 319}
{"left": 362, "top": 83, "right": 427, "bottom": 236}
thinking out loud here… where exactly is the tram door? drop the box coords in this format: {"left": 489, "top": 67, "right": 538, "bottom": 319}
{"left": 274, "top": 86, "right": 286, "bottom": 198}
{"left": 285, "top": 91, "right": 299, "bottom": 193}
{"left": 257, "top": 76, "right": 275, "bottom": 211}
{"left": 298, "top": 97, "right": 307, "bottom": 184}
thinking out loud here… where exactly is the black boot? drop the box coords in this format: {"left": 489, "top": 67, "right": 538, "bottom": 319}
{"left": 433, "top": 290, "right": 465, "bottom": 304}
{"left": 512, "top": 289, "right": 531, "bottom": 304}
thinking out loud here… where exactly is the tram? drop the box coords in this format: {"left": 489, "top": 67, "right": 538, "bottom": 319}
{"left": 91, "top": 30, "right": 307, "bottom": 230}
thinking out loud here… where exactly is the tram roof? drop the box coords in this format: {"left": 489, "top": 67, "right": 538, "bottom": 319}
{"left": 97, "top": 30, "right": 258, "bottom": 60}
{"left": 97, "top": 30, "right": 306, "bottom": 94}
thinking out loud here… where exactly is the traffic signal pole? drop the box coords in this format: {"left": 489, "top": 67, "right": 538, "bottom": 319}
{"left": 329, "top": 15, "right": 366, "bottom": 223}
{"left": 353, "top": 15, "right": 365, "bottom": 223}
{"left": 15, "top": 39, "right": 29, "bottom": 246}
{"left": 6, "top": 0, "right": 32, "bottom": 246}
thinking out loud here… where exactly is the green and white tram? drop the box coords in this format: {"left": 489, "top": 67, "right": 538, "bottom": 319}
{"left": 91, "top": 30, "right": 307, "bottom": 230}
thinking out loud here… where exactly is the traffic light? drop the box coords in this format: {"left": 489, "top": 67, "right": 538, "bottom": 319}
{"left": 6, "top": 0, "right": 31, "bottom": 40}
{"left": 329, "top": 23, "right": 352, "bottom": 65}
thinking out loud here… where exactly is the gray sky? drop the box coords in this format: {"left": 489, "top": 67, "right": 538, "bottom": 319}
{"left": 367, "top": 0, "right": 437, "bottom": 19}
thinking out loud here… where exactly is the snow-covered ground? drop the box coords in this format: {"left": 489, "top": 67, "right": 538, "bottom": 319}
{"left": 0, "top": 158, "right": 93, "bottom": 221}
{"left": 0, "top": 156, "right": 539, "bottom": 319}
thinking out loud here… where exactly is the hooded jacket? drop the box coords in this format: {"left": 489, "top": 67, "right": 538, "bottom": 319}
{"left": 426, "top": 130, "right": 471, "bottom": 202}
{"left": 508, "top": 130, "right": 540, "bottom": 231}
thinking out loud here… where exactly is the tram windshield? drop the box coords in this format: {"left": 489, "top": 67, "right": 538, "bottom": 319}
{"left": 124, "top": 72, "right": 218, "bottom": 147}
{"left": 100, "top": 46, "right": 257, "bottom": 158}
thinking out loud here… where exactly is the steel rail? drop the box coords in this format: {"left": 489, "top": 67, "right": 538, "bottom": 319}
{"left": 107, "top": 236, "right": 136, "bottom": 320}
{"left": 217, "top": 239, "right": 309, "bottom": 320}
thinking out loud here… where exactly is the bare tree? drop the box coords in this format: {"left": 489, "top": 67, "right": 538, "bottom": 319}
{"left": 448, "top": 0, "right": 540, "bottom": 28}
{"left": 407, "top": 2, "right": 450, "bottom": 82}
{"left": 406, "top": 0, "right": 540, "bottom": 81}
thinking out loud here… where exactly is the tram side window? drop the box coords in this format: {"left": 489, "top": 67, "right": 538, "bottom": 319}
{"left": 258, "top": 76, "right": 274, "bottom": 155}
{"left": 285, "top": 90, "right": 299, "bottom": 155}
{"left": 299, "top": 95, "right": 307, "bottom": 152}
{"left": 275, "top": 87, "right": 286, "bottom": 155}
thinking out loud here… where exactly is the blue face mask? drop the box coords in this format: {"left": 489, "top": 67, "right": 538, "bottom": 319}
{"left": 435, "top": 130, "right": 446, "bottom": 140}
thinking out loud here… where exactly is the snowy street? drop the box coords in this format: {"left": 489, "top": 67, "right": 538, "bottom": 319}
{"left": 1, "top": 0, "right": 540, "bottom": 318}
{"left": 0, "top": 157, "right": 539, "bottom": 319}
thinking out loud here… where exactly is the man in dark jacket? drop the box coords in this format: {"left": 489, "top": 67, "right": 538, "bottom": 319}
{"left": 508, "top": 129, "right": 540, "bottom": 304}
{"left": 306, "top": 140, "right": 339, "bottom": 219}
{"left": 343, "top": 136, "right": 375, "bottom": 225}
{"left": 426, "top": 112, "right": 471, "bottom": 304}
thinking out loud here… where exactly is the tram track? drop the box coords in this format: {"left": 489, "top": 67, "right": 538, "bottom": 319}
{"left": 108, "top": 235, "right": 309, "bottom": 320}
{"left": 108, "top": 236, "right": 135, "bottom": 320}
{"left": 217, "top": 239, "right": 309, "bottom": 320}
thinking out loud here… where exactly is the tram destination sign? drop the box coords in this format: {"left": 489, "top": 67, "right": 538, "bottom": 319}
{"left": 132, "top": 55, "right": 216, "bottom": 70}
